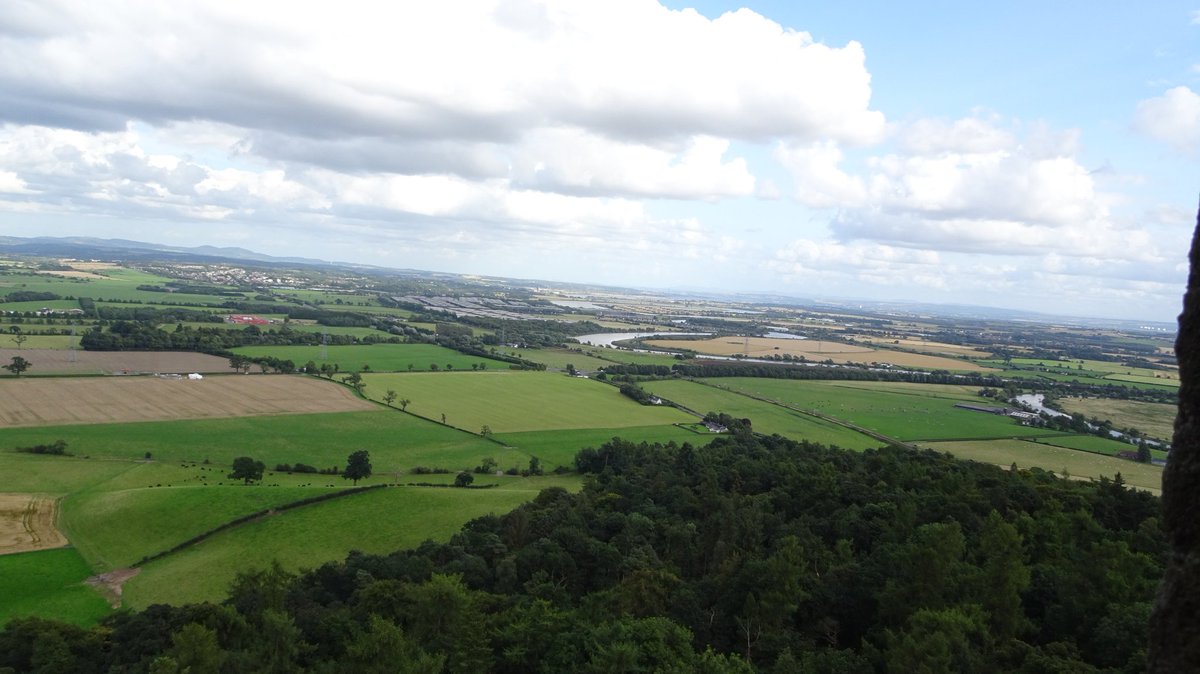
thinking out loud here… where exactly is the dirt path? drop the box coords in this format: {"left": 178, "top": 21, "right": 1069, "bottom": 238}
{"left": 0, "top": 494, "right": 68, "bottom": 555}
{"left": 85, "top": 568, "right": 141, "bottom": 607}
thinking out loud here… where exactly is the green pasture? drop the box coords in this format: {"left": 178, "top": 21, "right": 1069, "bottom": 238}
{"left": 701, "top": 378, "right": 1058, "bottom": 441}
{"left": 1105, "top": 373, "right": 1179, "bottom": 388}
{"left": 1, "top": 268, "right": 244, "bottom": 306}
{"left": 363, "top": 371, "right": 693, "bottom": 434}
{"left": 1057, "top": 397, "right": 1176, "bottom": 441}
{"left": 922, "top": 438, "right": 1164, "bottom": 493}
{"left": 0, "top": 334, "right": 73, "bottom": 349}
{"left": 123, "top": 479, "right": 579, "bottom": 607}
{"left": 63, "top": 483, "right": 341, "bottom": 572}
{"left": 0, "top": 548, "right": 111, "bottom": 627}
{"left": 495, "top": 424, "right": 710, "bottom": 468}
{"left": 0, "top": 299, "right": 81, "bottom": 313}
{"left": 0, "top": 410, "right": 526, "bottom": 474}
{"left": 494, "top": 347, "right": 614, "bottom": 371}
{"left": 0, "top": 453, "right": 139, "bottom": 493}
{"left": 640, "top": 380, "right": 880, "bottom": 450}
{"left": 231, "top": 343, "right": 508, "bottom": 372}
{"left": 600, "top": 350, "right": 688, "bottom": 366}
{"left": 1029, "top": 434, "right": 1169, "bottom": 460}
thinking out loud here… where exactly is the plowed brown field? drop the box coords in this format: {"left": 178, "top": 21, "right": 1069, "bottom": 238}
{"left": 0, "top": 375, "right": 375, "bottom": 427}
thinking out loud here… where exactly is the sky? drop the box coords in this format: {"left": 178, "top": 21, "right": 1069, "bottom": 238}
{"left": 0, "top": 1, "right": 1197, "bottom": 322}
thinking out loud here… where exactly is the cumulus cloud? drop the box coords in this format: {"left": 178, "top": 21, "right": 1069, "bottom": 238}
{"left": 1134, "top": 86, "right": 1200, "bottom": 153}
{"left": 773, "top": 115, "right": 1148, "bottom": 262}
{"left": 0, "top": 2, "right": 882, "bottom": 184}
{"left": 512, "top": 130, "right": 755, "bottom": 199}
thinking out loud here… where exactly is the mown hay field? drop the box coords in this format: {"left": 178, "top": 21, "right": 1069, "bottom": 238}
{"left": 362, "top": 371, "right": 694, "bottom": 433}
{"left": 646, "top": 336, "right": 994, "bottom": 371}
{"left": 0, "top": 494, "right": 66, "bottom": 555}
{"left": 0, "top": 348, "right": 233, "bottom": 375}
{"left": 0, "top": 375, "right": 372, "bottom": 427}
{"left": 231, "top": 343, "right": 510, "bottom": 373}
{"left": 845, "top": 335, "right": 993, "bottom": 358}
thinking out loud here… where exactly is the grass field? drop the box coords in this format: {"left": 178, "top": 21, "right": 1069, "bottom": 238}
{"left": 0, "top": 547, "right": 112, "bottom": 626}
{"left": 700, "top": 378, "right": 1059, "bottom": 441}
{"left": 231, "top": 343, "right": 509, "bottom": 373}
{"left": 640, "top": 380, "right": 881, "bottom": 450}
{"left": 495, "top": 424, "right": 710, "bottom": 467}
{"left": 1029, "top": 434, "right": 1169, "bottom": 460}
{"left": 123, "top": 479, "right": 579, "bottom": 607}
{"left": 1057, "top": 397, "right": 1176, "bottom": 441}
{"left": 63, "top": 484, "right": 342, "bottom": 572}
{"left": 922, "top": 438, "right": 1164, "bottom": 493}
{"left": 847, "top": 335, "right": 993, "bottom": 358}
{"left": 0, "top": 454, "right": 143, "bottom": 494}
{"left": 1, "top": 335, "right": 73, "bottom": 349}
{"left": 494, "top": 347, "right": 615, "bottom": 371}
{"left": 363, "top": 371, "right": 694, "bottom": 434}
{"left": 0, "top": 410, "right": 521, "bottom": 473}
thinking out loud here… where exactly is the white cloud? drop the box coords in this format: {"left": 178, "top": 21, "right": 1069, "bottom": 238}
{"left": 774, "top": 140, "right": 866, "bottom": 208}
{"left": 0, "top": 1, "right": 883, "bottom": 170}
{"left": 1134, "top": 86, "right": 1200, "bottom": 153}
{"left": 511, "top": 130, "right": 755, "bottom": 200}
{"left": 0, "top": 170, "right": 30, "bottom": 193}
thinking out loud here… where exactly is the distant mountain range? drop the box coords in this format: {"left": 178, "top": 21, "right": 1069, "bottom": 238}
{"left": 0, "top": 236, "right": 330, "bottom": 266}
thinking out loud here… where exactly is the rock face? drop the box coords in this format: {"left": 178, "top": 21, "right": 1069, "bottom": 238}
{"left": 1149, "top": 201, "right": 1200, "bottom": 671}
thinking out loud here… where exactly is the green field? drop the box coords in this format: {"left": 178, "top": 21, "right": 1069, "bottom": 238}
{"left": 363, "top": 371, "right": 694, "bottom": 434}
{"left": 699, "top": 378, "right": 1058, "bottom": 441}
{"left": 63, "top": 484, "right": 342, "bottom": 572}
{"left": 494, "top": 347, "right": 615, "bottom": 371}
{"left": 0, "top": 410, "right": 526, "bottom": 474}
{"left": 231, "top": 343, "right": 509, "bottom": 373}
{"left": 2, "top": 334, "right": 74, "bottom": 349}
{"left": 923, "top": 438, "right": 1164, "bottom": 493}
{"left": 495, "top": 424, "right": 710, "bottom": 467}
{"left": 1, "top": 268, "right": 244, "bottom": 306}
{"left": 0, "top": 547, "right": 112, "bottom": 626}
{"left": 1057, "top": 397, "right": 1176, "bottom": 441}
{"left": 123, "top": 479, "right": 578, "bottom": 607}
{"left": 640, "top": 380, "right": 881, "bottom": 450}
{"left": 1030, "top": 434, "right": 1169, "bottom": 460}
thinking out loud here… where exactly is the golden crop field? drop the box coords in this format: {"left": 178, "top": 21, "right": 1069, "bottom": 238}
{"left": 0, "top": 375, "right": 374, "bottom": 427}
{"left": 0, "top": 494, "right": 66, "bottom": 555}
{"left": 646, "top": 336, "right": 995, "bottom": 371}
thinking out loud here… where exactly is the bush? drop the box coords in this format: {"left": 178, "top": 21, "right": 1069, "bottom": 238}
{"left": 15, "top": 440, "right": 69, "bottom": 455}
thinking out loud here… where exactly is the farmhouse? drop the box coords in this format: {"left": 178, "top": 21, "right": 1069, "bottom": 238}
{"left": 227, "top": 314, "right": 270, "bottom": 325}
{"left": 704, "top": 421, "right": 728, "bottom": 433}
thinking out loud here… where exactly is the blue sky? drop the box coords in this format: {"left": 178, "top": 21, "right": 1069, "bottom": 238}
{"left": 0, "top": 1, "right": 1196, "bottom": 321}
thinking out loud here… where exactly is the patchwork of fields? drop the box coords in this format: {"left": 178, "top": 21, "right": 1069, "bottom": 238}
{"left": 646, "top": 335, "right": 994, "bottom": 371}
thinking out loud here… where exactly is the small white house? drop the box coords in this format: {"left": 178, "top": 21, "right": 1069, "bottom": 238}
{"left": 187, "top": 373, "right": 204, "bottom": 380}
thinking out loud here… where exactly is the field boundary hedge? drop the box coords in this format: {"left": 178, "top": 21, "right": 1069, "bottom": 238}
{"left": 134, "top": 484, "right": 388, "bottom": 567}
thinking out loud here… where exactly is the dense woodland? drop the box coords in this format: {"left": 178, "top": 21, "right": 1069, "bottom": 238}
{"left": 0, "top": 435, "right": 1161, "bottom": 673}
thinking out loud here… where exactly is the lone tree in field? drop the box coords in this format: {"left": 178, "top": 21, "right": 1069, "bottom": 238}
{"left": 383, "top": 389, "right": 397, "bottom": 407}
{"left": 343, "top": 371, "right": 365, "bottom": 394}
{"left": 229, "top": 456, "right": 265, "bottom": 485}
{"left": 398, "top": 398, "right": 411, "bottom": 411}
{"left": 454, "top": 471, "right": 474, "bottom": 488}
{"left": 10, "top": 329, "right": 26, "bottom": 350}
{"left": 3, "top": 356, "right": 31, "bottom": 377}
{"left": 343, "top": 450, "right": 372, "bottom": 485}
